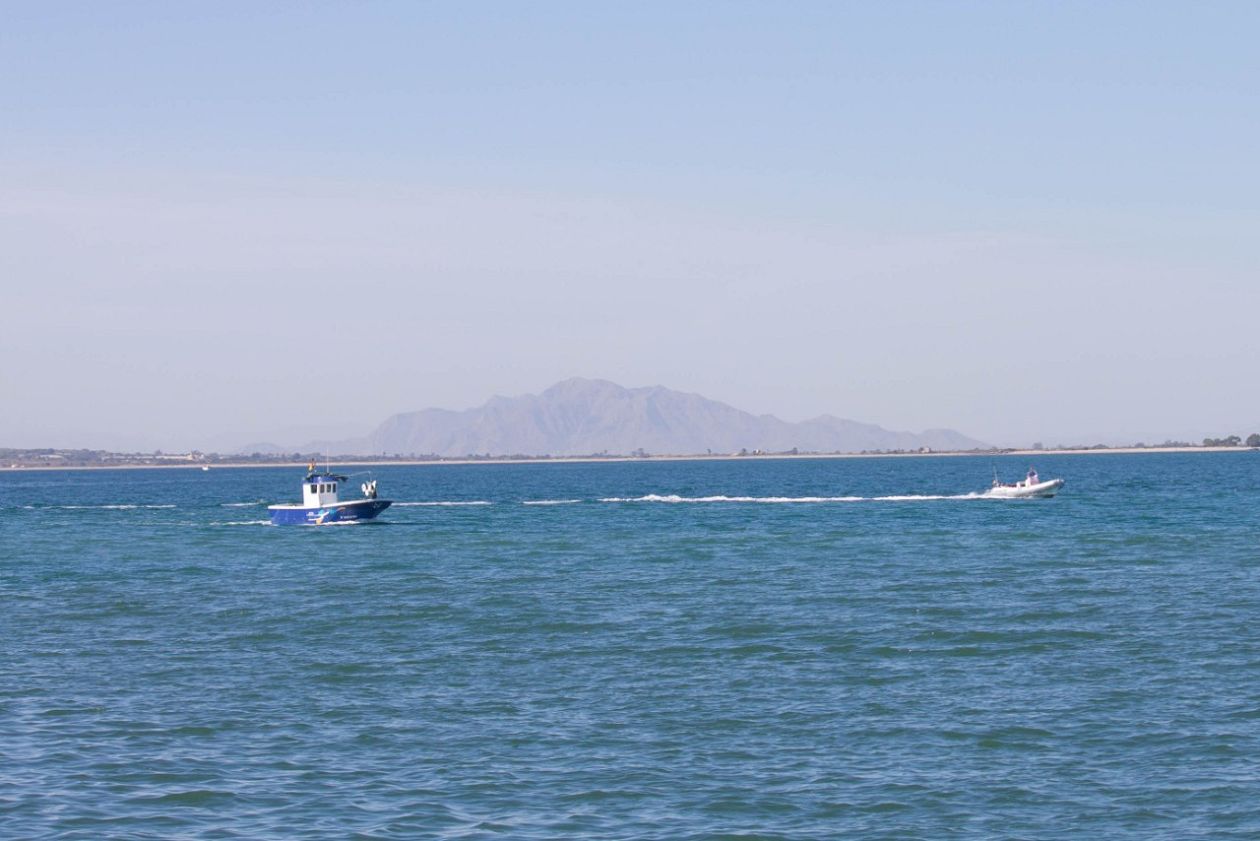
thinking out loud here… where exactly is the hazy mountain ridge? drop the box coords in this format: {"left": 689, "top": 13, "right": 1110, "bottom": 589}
{"left": 291, "top": 378, "right": 990, "bottom": 457}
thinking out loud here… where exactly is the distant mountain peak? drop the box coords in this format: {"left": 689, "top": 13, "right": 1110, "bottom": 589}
{"left": 290, "top": 379, "right": 990, "bottom": 457}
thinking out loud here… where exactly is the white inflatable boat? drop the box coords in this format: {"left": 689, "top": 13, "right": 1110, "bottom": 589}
{"left": 984, "top": 474, "right": 1065, "bottom": 499}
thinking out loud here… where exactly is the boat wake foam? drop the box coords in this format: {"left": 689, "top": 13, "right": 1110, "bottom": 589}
{"left": 522, "top": 499, "right": 583, "bottom": 506}
{"left": 393, "top": 501, "right": 493, "bottom": 507}
{"left": 599, "top": 493, "right": 988, "bottom": 504}
{"left": 24, "top": 503, "right": 179, "bottom": 510}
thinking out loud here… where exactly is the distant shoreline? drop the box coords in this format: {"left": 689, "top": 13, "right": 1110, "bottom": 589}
{"left": 2, "top": 445, "right": 1252, "bottom": 473}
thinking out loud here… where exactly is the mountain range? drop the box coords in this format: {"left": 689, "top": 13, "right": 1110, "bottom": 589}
{"left": 244, "top": 378, "right": 990, "bottom": 457}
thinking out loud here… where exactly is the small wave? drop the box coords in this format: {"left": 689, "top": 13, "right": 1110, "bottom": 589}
{"left": 39, "top": 503, "right": 178, "bottom": 510}
{"left": 599, "top": 493, "right": 985, "bottom": 504}
{"left": 522, "top": 499, "right": 582, "bottom": 506}
{"left": 221, "top": 501, "right": 264, "bottom": 508}
{"left": 393, "top": 501, "right": 493, "bottom": 507}
{"left": 207, "top": 519, "right": 272, "bottom": 526}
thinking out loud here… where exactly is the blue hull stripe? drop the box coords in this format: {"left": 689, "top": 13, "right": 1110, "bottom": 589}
{"left": 268, "top": 499, "right": 392, "bottom": 525}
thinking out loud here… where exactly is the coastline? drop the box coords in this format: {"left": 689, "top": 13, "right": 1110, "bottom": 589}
{"left": 2, "top": 445, "right": 1252, "bottom": 473}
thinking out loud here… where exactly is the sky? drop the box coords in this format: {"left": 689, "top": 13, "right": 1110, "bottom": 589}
{"left": 3, "top": 1, "right": 1258, "bottom": 451}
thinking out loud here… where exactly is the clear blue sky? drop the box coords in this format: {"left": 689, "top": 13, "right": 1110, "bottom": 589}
{"left": 3, "top": 1, "right": 1258, "bottom": 450}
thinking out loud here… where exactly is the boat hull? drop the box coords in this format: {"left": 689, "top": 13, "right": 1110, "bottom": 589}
{"left": 267, "top": 498, "right": 392, "bottom": 525}
{"left": 984, "top": 478, "right": 1065, "bottom": 499}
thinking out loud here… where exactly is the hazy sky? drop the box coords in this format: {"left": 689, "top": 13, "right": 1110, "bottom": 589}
{"left": 3, "top": 2, "right": 1258, "bottom": 451}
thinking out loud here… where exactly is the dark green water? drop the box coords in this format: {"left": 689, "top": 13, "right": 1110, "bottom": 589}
{"left": 3, "top": 453, "right": 1259, "bottom": 838}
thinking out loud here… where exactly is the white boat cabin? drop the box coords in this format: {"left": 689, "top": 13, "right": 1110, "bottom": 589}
{"left": 303, "top": 473, "right": 347, "bottom": 507}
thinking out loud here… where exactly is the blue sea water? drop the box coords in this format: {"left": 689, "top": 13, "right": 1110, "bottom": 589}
{"left": 3, "top": 452, "right": 1259, "bottom": 839}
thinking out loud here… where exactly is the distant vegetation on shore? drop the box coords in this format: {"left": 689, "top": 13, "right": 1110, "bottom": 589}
{"left": 4, "top": 436, "right": 1259, "bottom": 469}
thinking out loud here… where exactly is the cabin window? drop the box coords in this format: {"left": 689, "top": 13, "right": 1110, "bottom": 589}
{"left": 310, "top": 484, "right": 318, "bottom": 493}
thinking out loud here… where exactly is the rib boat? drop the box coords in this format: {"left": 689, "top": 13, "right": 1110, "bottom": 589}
{"left": 984, "top": 472, "right": 1065, "bottom": 499}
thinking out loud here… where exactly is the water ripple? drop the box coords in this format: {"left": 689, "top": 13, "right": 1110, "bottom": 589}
{"left": 3, "top": 453, "right": 1260, "bottom": 838}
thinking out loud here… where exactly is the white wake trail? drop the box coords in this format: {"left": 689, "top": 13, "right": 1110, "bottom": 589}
{"left": 393, "top": 501, "right": 493, "bottom": 507}
{"left": 599, "top": 493, "right": 988, "bottom": 504}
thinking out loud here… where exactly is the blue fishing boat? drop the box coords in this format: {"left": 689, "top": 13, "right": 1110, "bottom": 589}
{"left": 268, "top": 466, "right": 392, "bottom": 525}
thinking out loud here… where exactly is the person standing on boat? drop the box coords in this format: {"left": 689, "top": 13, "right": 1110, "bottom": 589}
{"left": 1027, "top": 467, "right": 1039, "bottom": 485}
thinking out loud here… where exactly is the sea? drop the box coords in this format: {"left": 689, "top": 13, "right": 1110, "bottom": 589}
{"left": 3, "top": 452, "right": 1259, "bottom": 839}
